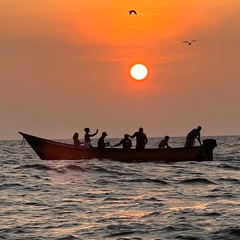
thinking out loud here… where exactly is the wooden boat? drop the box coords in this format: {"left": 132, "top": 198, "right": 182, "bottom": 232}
{"left": 19, "top": 132, "right": 217, "bottom": 162}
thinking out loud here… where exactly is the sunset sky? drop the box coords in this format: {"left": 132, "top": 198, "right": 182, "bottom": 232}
{"left": 1, "top": 0, "right": 240, "bottom": 140}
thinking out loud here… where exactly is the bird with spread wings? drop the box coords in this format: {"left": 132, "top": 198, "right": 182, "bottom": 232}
{"left": 129, "top": 10, "right": 137, "bottom": 15}
{"left": 182, "top": 40, "right": 197, "bottom": 45}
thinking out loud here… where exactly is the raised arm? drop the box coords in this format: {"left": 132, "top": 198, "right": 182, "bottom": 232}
{"left": 89, "top": 129, "right": 98, "bottom": 137}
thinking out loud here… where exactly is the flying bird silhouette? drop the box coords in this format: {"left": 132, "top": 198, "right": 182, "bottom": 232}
{"left": 182, "top": 40, "right": 197, "bottom": 45}
{"left": 129, "top": 10, "right": 137, "bottom": 15}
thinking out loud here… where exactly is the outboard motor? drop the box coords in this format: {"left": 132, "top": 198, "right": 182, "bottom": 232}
{"left": 202, "top": 139, "right": 217, "bottom": 160}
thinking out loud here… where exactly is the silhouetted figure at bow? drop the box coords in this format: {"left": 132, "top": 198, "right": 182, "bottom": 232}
{"left": 73, "top": 132, "right": 83, "bottom": 147}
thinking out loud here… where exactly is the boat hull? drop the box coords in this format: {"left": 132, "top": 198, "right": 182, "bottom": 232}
{"left": 19, "top": 132, "right": 214, "bottom": 162}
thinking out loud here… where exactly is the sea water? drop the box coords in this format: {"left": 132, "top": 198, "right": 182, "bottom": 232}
{"left": 1, "top": 136, "right": 240, "bottom": 240}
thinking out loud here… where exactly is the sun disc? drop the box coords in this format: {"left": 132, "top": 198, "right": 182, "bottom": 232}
{"left": 130, "top": 64, "right": 148, "bottom": 80}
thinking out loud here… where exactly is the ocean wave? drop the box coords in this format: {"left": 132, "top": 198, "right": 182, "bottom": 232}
{"left": 212, "top": 226, "right": 240, "bottom": 239}
{"left": 17, "top": 164, "right": 54, "bottom": 171}
{"left": 56, "top": 235, "right": 80, "bottom": 240}
{"left": 218, "top": 163, "right": 240, "bottom": 170}
{"left": 173, "top": 235, "right": 203, "bottom": 240}
{"left": 65, "top": 165, "right": 85, "bottom": 172}
{"left": 179, "top": 178, "right": 216, "bottom": 185}
{"left": 104, "top": 223, "right": 148, "bottom": 238}
{"left": 218, "top": 178, "right": 240, "bottom": 184}
{"left": 1, "top": 183, "right": 24, "bottom": 190}
{"left": 201, "top": 212, "right": 221, "bottom": 217}
{"left": 16, "top": 163, "right": 86, "bottom": 173}
{"left": 122, "top": 178, "right": 169, "bottom": 185}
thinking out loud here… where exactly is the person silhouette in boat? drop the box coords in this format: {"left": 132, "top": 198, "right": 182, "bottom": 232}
{"left": 158, "top": 135, "right": 171, "bottom": 149}
{"left": 73, "top": 132, "right": 83, "bottom": 147}
{"left": 130, "top": 127, "right": 148, "bottom": 150}
{"left": 98, "top": 132, "right": 110, "bottom": 149}
{"left": 184, "top": 126, "right": 202, "bottom": 147}
{"left": 84, "top": 127, "right": 98, "bottom": 148}
{"left": 111, "top": 134, "right": 132, "bottom": 150}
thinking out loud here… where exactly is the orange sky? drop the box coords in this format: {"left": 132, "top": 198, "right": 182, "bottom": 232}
{"left": 1, "top": 0, "right": 240, "bottom": 140}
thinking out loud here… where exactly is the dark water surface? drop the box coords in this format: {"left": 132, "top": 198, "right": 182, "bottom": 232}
{"left": 1, "top": 136, "right": 240, "bottom": 240}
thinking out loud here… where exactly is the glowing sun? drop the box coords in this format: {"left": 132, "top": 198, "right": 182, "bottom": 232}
{"left": 130, "top": 64, "right": 148, "bottom": 80}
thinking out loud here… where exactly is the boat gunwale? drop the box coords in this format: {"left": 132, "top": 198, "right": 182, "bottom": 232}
{"left": 19, "top": 131, "right": 201, "bottom": 153}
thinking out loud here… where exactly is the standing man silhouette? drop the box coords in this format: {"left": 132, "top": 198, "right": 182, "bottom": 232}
{"left": 130, "top": 127, "right": 148, "bottom": 150}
